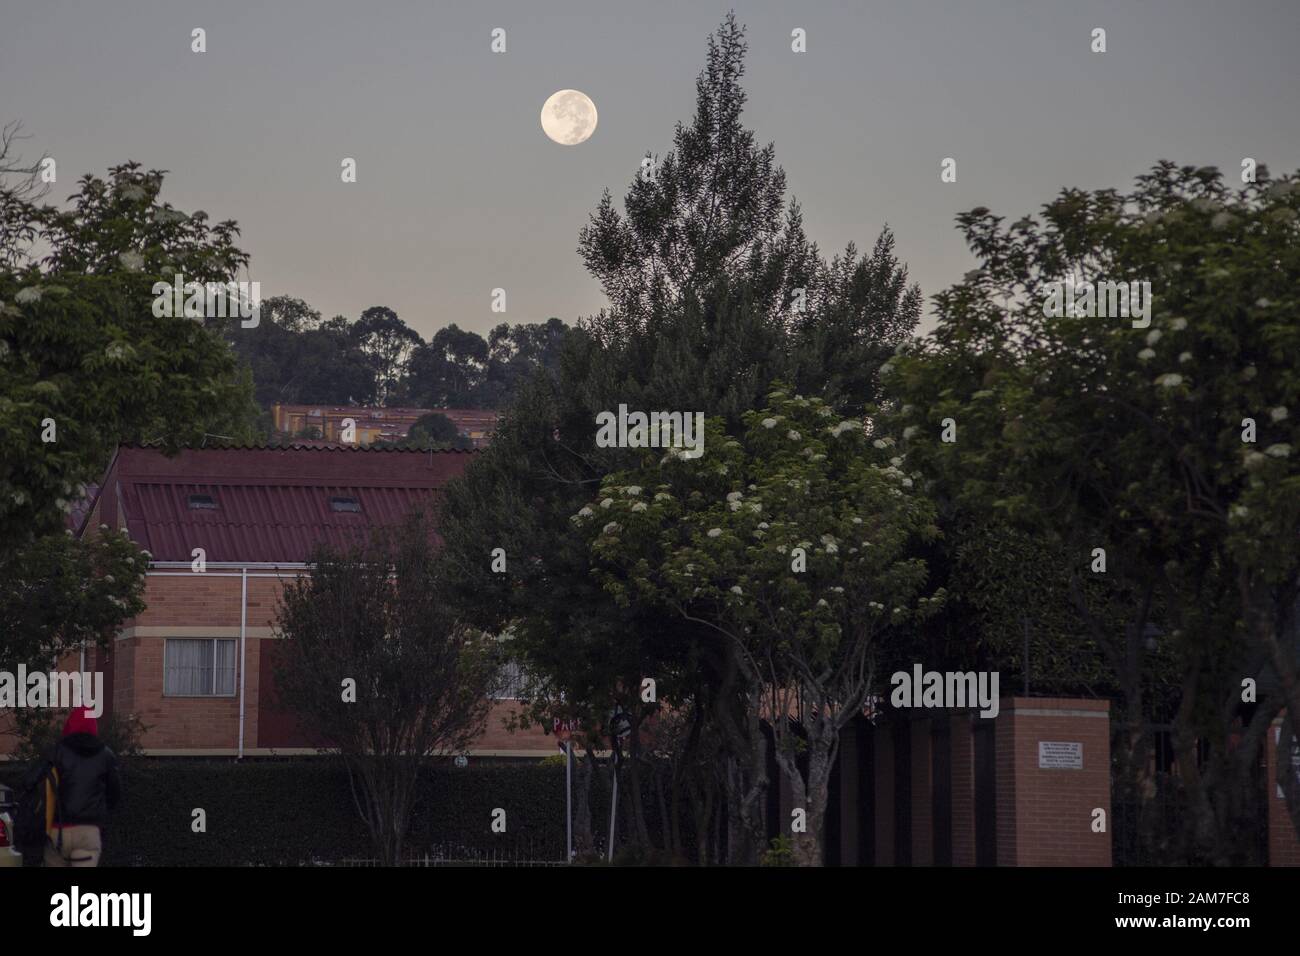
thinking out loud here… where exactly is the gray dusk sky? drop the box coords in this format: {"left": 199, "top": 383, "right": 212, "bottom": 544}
{"left": 3, "top": 0, "right": 1298, "bottom": 339}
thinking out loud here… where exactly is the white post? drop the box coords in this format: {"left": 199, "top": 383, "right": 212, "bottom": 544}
{"left": 565, "top": 740, "right": 573, "bottom": 863}
{"left": 607, "top": 770, "right": 618, "bottom": 863}
{"left": 237, "top": 565, "right": 248, "bottom": 759}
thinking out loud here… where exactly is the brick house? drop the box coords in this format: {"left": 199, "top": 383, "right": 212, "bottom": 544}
{"left": 12, "top": 445, "right": 550, "bottom": 759}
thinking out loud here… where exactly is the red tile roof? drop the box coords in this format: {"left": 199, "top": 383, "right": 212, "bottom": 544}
{"left": 99, "top": 446, "right": 473, "bottom": 563}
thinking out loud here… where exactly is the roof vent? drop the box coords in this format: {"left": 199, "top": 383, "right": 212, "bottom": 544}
{"left": 329, "top": 496, "right": 361, "bottom": 513}
{"left": 187, "top": 494, "right": 217, "bottom": 510}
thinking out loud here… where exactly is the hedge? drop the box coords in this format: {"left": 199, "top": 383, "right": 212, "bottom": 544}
{"left": 2, "top": 758, "right": 573, "bottom": 866}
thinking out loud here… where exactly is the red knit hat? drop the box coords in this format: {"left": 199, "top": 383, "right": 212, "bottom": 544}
{"left": 62, "top": 707, "right": 98, "bottom": 738}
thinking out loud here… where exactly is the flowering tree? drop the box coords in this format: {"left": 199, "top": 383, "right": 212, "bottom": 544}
{"left": 1, "top": 160, "right": 258, "bottom": 548}
{"left": 578, "top": 387, "right": 941, "bottom": 865}
{"left": 888, "top": 162, "right": 1300, "bottom": 861}
{"left": 1, "top": 157, "right": 254, "bottom": 710}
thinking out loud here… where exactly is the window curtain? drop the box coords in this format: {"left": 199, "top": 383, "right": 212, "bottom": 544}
{"left": 164, "top": 639, "right": 236, "bottom": 696}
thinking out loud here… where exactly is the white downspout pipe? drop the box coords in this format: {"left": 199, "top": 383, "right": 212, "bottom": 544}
{"left": 238, "top": 565, "right": 248, "bottom": 759}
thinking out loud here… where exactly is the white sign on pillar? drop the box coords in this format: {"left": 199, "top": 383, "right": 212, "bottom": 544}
{"left": 1037, "top": 741, "right": 1083, "bottom": 770}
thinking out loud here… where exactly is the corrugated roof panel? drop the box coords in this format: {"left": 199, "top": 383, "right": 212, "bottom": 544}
{"left": 111, "top": 447, "right": 470, "bottom": 562}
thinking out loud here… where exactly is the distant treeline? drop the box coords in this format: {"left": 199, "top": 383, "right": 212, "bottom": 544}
{"left": 218, "top": 298, "right": 568, "bottom": 418}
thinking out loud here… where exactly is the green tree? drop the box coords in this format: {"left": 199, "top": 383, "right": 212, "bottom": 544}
{"left": 1, "top": 161, "right": 259, "bottom": 547}
{"left": 480, "top": 318, "right": 569, "bottom": 407}
{"left": 402, "top": 324, "right": 489, "bottom": 408}
{"left": 437, "top": 14, "right": 921, "bottom": 864}
{"left": 580, "top": 388, "right": 941, "bottom": 865}
{"left": 351, "top": 306, "right": 421, "bottom": 405}
{"left": 403, "top": 412, "right": 471, "bottom": 450}
{"left": 1, "top": 156, "right": 259, "bottom": 693}
{"left": 0, "top": 526, "right": 146, "bottom": 673}
{"left": 889, "top": 162, "right": 1300, "bottom": 862}
{"left": 274, "top": 512, "right": 495, "bottom": 866}
{"left": 225, "top": 297, "right": 377, "bottom": 411}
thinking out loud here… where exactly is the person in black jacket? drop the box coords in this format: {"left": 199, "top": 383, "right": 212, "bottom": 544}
{"left": 44, "top": 707, "right": 121, "bottom": 867}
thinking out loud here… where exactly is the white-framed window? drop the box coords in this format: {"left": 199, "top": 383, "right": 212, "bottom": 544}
{"left": 491, "top": 659, "right": 528, "bottom": 700}
{"left": 164, "top": 638, "right": 237, "bottom": 697}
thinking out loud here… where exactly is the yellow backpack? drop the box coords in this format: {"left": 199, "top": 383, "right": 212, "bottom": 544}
{"left": 44, "top": 766, "right": 62, "bottom": 841}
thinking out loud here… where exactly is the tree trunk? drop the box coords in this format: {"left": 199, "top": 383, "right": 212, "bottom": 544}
{"left": 771, "top": 721, "right": 834, "bottom": 866}
{"left": 711, "top": 648, "right": 768, "bottom": 865}
{"left": 625, "top": 719, "right": 653, "bottom": 851}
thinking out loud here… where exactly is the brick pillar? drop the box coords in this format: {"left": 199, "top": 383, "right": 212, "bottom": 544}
{"left": 994, "top": 697, "right": 1110, "bottom": 866}
{"left": 874, "top": 724, "right": 895, "bottom": 865}
{"left": 950, "top": 713, "right": 977, "bottom": 866}
{"left": 1266, "top": 717, "right": 1300, "bottom": 866}
{"left": 911, "top": 718, "right": 933, "bottom": 865}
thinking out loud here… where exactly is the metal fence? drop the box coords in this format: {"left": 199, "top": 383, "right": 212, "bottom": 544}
{"left": 333, "top": 841, "right": 565, "bottom": 867}
{"left": 1111, "top": 724, "right": 1271, "bottom": 866}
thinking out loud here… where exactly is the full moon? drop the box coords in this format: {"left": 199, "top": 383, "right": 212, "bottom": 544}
{"left": 541, "top": 89, "right": 597, "bottom": 146}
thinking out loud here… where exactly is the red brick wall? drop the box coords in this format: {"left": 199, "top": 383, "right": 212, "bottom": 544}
{"left": 107, "top": 570, "right": 552, "bottom": 755}
{"left": 117, "top": 634, "right": 253, "bottom": 751}
{"left": 114, "top": 634, "right": 137, "bottom": 718}
{"left": 477, "top": 701, "right": 549, "bottom": 752}
{"left": 131, "top": 574, "right": 234, "bottom": 627}
{"left": 0, "top": 559, "right": 549, "bottom": 758}
{"left": 256, "top": 638, "right": 323, "bottom": 750}
{"left": 1266, "top": 717, "right": 1300, "bottom": 866}
{"left": 950, "top": 713, "right": 976, "bottom": 867}
{"left": 995, "top": 706, "right": 1018, "bottom": 865}
{"left": 994, "top": 697, "right": 1110, "bottom": 866}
